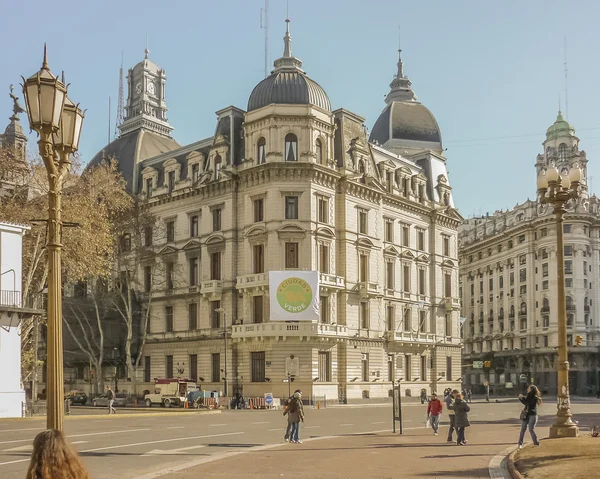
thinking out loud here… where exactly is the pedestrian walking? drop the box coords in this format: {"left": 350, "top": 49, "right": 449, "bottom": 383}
{"left": 453, "top": 393, "right": 471, "bottom": 446}
{"left": 107, "top": 386, "right": 116, "bottom": 415}
{"left": 427, "top": 392, "right": 443, "bottom": 435}
{"left": 445, "top": 389, "right": 458, "bottom": 442}
{"left": 466, "top": 388, "right": 472, "bottom": 403}
{"left": 26, "top": 429, "right": 91, "bottom": 479}
{"left": 283, "top": 391, "right": 304, "bottom": 444}
{"left": 517, "top": 385, "right": 542, "bottom": 448}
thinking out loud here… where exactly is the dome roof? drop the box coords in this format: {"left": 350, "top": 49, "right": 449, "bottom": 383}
{"left": 546, "top": 111, "right": 575, "bottom": 140}
{"left": 369, "top": 49, "right": 442, "bottom": 152}
{"left": 247, "top": 19, "right": 330, "bottom": 113}
{"left": 248, "top": 71, "right": 330, "bottom": 112}
{"left": 370, "top": 101, "right": 442, "bottom": 146}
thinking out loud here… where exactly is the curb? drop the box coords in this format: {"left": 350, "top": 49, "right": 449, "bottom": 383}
{"left": 1, "top": 410, "right": 221, "bottom": 421}
{"left": 507, "top": 446, "right": 527, "bottom": 479}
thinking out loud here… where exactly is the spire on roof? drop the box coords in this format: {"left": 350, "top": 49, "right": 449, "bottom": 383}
{"left": 272, "top": 18, "right": 303, "bottom": 73}
{"left": 385, "top": 47, "right": 416, "bottom": 104}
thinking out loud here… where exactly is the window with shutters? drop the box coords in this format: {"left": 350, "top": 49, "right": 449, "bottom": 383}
{"left": 166, "top": 355, "right": 173, "bottom": 378}
{"left": 318, "top": 351, "right": 331, "bottom": 382}
{"left": 319, "top": 244, "right": 330, "bottom": 273}
{"left": 166, "top": 221, "right": 175, "bottom": 242}
{"left": 165, "top": 306, "right": 174, "bottom": 332}
{"left": 320, "top": 296, "right": 329, "bottom": 323}
{"left": 190, "top": 215, "right": 199, "bottom": 237}
{"left": 253, "top": 244, "right": 265, "bottom": 273}
{"left": 361, "top": 353, "right": 369, "bottom": 382}
{"left": 285, "top": 242, "right": 299, "bottom": 269}
{"left": 285, "top": 196, "right": 298, "bottom": 219}
{"left": 251, "top": 351, "right": 266, "bottom": 382}
{"left": 318, "top": 197, "right": 329, "bottom": 223}
{"left": 144, "top": 356, "right": 151, "bottom": 382}
{"left": 211, "top": 252, "right": 221, "bottom": 280}
{"left": 210, "top": 300, "right": 221, "bottom": 328}
{"left": 360, "top": 301, "right": 369, "bottom": 329}
{"left": 189, "top": 354, "right": 198, "bottom": 382}
{"left": 211, "top": 353, "right": 220, "bottom": 382}
{"left": 212, "top": 208, "right": 222, "bottom": 231}
{"left": 188, "top": 303, "right": 198, "bottom": 330}
{"left": 254, "top": 198, "right": 264, "bottom": 222}
{"left": 189, "top": 257, "right": 198, "bottom": 286}
{"left": 253, "top": 295, "right": 264, "bottom": 323}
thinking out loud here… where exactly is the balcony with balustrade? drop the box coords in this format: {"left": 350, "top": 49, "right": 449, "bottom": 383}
{"left": 354, "top": 281, "right": 381, "bottom": 298}
{"left": 236, "top": 273, "right": 269, "bottom": 291}
{"left": 200, "top": 280, "right": 223, "bottom": 299}
{"left": 231, "top": 321, "right": 348, "bottom": 341}
{"left": 444, "top": 297, "right": 461, "bottom": 311}
{"left": 319, "top": 273, "right": 345, "bottom": 293}
{"left": 147, "top": 328, "right": 225, "bottom": 343}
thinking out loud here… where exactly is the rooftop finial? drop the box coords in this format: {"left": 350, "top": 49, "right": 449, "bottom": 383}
{"left": 397, "top": 48, "right": 404, "bottom": 78}
{"left": 42, "top": 43, "right": 49, "bottom": 69}
{"left": 283, "top": 18, "right": 292, "bottom": 57}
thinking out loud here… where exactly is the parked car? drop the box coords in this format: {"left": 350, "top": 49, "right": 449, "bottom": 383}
{"left": 65, "top": 391, "right": 88, "bottom": 405}
{"left": 92, "top": 393, "right": 127, "bottom": 408}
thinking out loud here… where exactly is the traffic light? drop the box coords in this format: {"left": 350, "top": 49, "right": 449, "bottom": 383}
{"left": 483, "top": 360, "right": 492, "bottom": 368}
{"left": 575, "top": 335, "right": 583, "bottom": 347}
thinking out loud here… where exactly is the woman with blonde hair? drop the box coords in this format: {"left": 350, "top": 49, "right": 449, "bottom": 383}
{"left": 26, "top": 429, "right": 90, "bottom": 479}
{"left": 518, "top": 384, "right": 542, "bottom": 448}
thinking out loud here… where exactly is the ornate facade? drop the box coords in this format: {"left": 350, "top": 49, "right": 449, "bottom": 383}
{"left": 91, "top": 21, "right": 463, "bottom": 401}
{"left": 459, "top": 113, "right": 600, "bottom": 396}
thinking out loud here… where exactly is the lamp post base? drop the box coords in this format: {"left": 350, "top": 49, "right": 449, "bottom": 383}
{"left": 549, "top": 424, "right": 579, "bottom": 438}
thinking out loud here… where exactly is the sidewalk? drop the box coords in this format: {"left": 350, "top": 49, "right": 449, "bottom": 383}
{"left": 154, "top": 421, "right": 528, "bottom": 479}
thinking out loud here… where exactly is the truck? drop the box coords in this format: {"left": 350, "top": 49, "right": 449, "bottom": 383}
{"left": 143, "top": 378, "right": 198, "bottom": 408}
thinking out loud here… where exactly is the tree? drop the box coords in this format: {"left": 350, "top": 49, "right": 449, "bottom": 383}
{"left": 109, "top": 199, "right": 172, "bottom": 396}
{"left": 0, "top": 153, "right": 132, "bottom": 389}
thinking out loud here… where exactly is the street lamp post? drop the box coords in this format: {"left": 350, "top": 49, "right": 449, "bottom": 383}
{"left": 22, "top": 46, "right": 84, "bottom": 432}
{"left": 215, "top": 308, "right": 228, "bottom": 397}
{"left": 537, "top": 164, "right": 581, "bottom": 438}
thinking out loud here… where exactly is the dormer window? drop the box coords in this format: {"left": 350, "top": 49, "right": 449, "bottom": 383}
{"left": 191, "top": 163, "right": 199, "bottom": 184}
{"left": 285, "top": 133, "right": 298, "bottom": 162}
{"left": 316, "top": 139, "right": 323, "bottom": 165}
{"left": 358, "top": 160, "right": 366, "bottom": 184}
{"left": 145, "top": 177, "right": 153, "bottom": 199}
{"left": 214, "top": 155, "right": 222, "bottom": 180}
{"left": 167, "top": 171, "right": 175, "bottom": 193}
{"left": 257, "top": 137, "right": 266, "bottom": 164}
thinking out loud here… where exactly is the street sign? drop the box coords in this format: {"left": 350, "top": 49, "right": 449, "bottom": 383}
{"left": 505, "top": 382, "right": 514, "bottom": 389}
{"left": 264, "top": 393, "right": 273, "bottom": 406}
{"left": 519, "top": 374, "right": 527, "bottom": 383}
{"left": 472, "top": 361, "right": 483, "bottom": 369}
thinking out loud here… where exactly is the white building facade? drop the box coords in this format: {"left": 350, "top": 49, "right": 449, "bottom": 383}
{"left": 459, "top": 113, "right": 600, "bottom": 396}
{"left": 0, "top": 222, "right": 29, "bottom": 417}
{"left": 88, "top": 22, "right": 463, "bottom": 402}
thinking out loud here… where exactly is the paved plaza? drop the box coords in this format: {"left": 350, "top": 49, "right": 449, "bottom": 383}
{"left": 1, "top": 399, "right": 599, "bottom": 478}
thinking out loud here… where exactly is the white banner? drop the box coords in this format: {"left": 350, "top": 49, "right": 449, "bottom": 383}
{"left": 269, "top": 271, "right": 319, "bottom": 321}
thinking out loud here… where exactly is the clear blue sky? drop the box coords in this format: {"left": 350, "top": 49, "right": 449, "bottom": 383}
{"left": 2, "top": 0, "right": 600, "bottom": 216}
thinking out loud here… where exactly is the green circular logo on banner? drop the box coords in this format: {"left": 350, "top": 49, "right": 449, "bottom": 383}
{"left": 276, "top": 277, "right": 313, "bottom": 313}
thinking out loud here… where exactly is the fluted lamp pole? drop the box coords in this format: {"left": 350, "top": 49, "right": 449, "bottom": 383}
{"left": 537, "top": 164, "right": 581, "bottom": 438}
{"left": 22, "top": 46, "right": 85, "bottom": 432}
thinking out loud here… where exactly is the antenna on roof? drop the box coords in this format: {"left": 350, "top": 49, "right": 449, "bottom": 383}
{"left": 564, "top": 36, "right": 569, "bottom": 119}
{"left": 115, "top": 51, "right": 125, "bottom": 138}
{"left": 260, "top": 0, "right": 269, "bottom": 78}
{"left": 108, "top": 96, "right": 111, "bottom": 145}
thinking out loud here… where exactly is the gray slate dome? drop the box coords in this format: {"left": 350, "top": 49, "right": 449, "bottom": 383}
{"left": 370, "top": 101, "right": 442, "bottom": 145}
{"left": 369, "top": 49, "right": 442, "bottom": 152}
{"left": 248, "top": 71, "right": 330, "bottom": 112}
{"left": 247, "top": 19, "right": 331, "bottom": 113}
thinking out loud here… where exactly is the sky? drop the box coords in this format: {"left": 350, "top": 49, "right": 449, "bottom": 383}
{"left": 2, "top": 0, "right": 600, "bottom": 217}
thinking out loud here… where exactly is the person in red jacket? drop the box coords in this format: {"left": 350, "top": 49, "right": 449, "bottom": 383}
{"left": 427, "top": 392, "right": 444, "bottom": 435}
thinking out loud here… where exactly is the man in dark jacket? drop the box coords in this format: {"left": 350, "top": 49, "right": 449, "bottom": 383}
{"left": 445, "top": 389, "right": 459, "bottom": 442}
{"left": 452, "top": 393, "right": 471, "bottom": 445}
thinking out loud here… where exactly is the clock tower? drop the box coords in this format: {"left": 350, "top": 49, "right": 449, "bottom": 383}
{"left": 119, "top": 48, "right": 173, "bottom": 138}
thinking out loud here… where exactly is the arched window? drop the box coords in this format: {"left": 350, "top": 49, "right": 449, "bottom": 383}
{"left": 510, "top": 305, "right": 515, "bottom": 317}
{"left": 214, "top": 155, "right": 222, "bottom": 180}
{"left": 558, "top": 143, "right": 568, "bottom": 159}
{"left": 489, "top": 309, "right": 494, "bottom": 320}
{"left": 257, "top": 137, "right": 266, "bottom": 164}
{"left": 566, "top": 296, "right": 574, "bottom": 310}
{"left": 499, "top": 307, "right": 504, "bottom": 319}
{"left": 285, "top": 133, "right": 298, "bottom": 162}
{"left": 520, "top": 302, "right": 527, "bottom": 314}
{"left": 315, "top": 138, "right": 324, "bottom": 165}
{"left": 479, "top": 311, "right": 483, "bottom": 322}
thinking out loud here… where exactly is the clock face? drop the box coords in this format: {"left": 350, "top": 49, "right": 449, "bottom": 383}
{"left": 147, "top": 82, "right": 156, "bottom": 95}
{"left": 135, "top": 82, "right": 143, "bottom": 95}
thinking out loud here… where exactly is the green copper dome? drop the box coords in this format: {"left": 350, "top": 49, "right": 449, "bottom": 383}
{"left": 546, "top": 111, "right": 575, "bottom": 140}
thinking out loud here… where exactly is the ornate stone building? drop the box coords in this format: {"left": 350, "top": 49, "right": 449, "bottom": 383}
{"left": 89, "top": 20, "right": 463, "bottom": 401}
{"left": 459, "top": 113, "right": 600, "bottom": 396}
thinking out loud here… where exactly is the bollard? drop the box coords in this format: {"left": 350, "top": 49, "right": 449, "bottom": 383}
{"left": 184, "top": 401, "right": 188, "bottom": 409}
{"left": 250, "top": 400, "right": 254, "bottom": 410}
{"left": 134, "top": 399, "right": 138, "bottom": 408}
{"left": 317, "top": 402, "right": 321, "bottom": 410}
